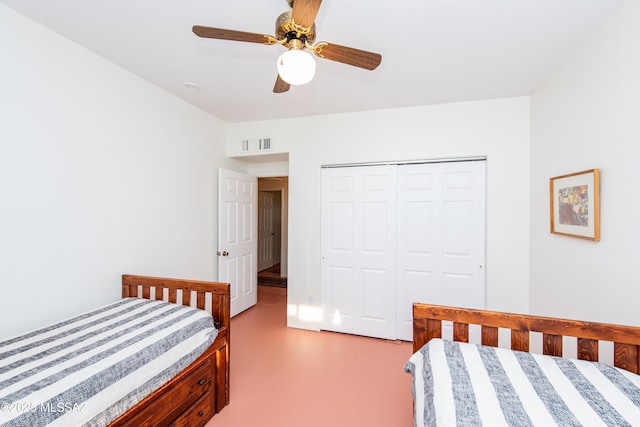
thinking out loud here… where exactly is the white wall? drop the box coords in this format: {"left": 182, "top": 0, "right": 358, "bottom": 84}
{"left": 0, "top": 5, "right": 243, "bottom": 339}
{"left": 530, "top": 0, "right": 640, "bottom": 325}
{"left": 229, "top": 97, "right": 531, "bottom": 331}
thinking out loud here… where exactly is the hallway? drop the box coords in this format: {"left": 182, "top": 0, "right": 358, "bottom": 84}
{"left": 257, "top": 264, "right": 287, "bottom": 288}
{"left": 207, "top": 286, "right": 414, "bottom": 426}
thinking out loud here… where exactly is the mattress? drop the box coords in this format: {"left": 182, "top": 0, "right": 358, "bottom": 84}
{"left": 0, "top": 297, "right": 217, "bottom": 426}
{"left": 405, "top": 338, "right": 640, "bottom": 427}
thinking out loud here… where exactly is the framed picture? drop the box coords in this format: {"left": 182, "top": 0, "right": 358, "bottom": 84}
{"left": 550, "top": 169, "right": 600, "bottom": 241}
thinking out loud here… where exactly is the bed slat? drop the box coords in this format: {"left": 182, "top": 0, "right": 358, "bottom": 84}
{"left": 481, "top": 326, "right": 498, "bottom": 347}
{"left": 543, "top": 333, "right": 563, "bottom": 357}
{"left": 182, "top": 289, "right": 191, "bottom": 306}
{"left": 122, "top": 284, "right": 133, "bottom": 298}
{"left": 511, "top": 330, "right": 529, "bottom": 352}
{"left": 197, "top": 291, "right": 206, "bottom": 311}
{"left": 453, "top": 322, "right": 469, "bottom": 342}
{"left": 577, "top": 338, "right": 598, "bottom": 361}
{"left": 427, "top": 319, "right": 442, "bottom": 341}
{"left": 614, "top": 343, "right": 639, "bottom": 374}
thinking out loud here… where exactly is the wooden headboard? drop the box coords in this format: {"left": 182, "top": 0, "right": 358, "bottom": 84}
{"left": 122, "top": 274, "right": 230, "bottom": 331}
{"left": 413, "top": 303, "right": 640, "bottom": 374}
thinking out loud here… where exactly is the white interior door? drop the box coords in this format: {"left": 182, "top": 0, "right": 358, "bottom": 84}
{"left": 257, "top": 191, "right": 275, "bottom": 272}
{"left": 218, "top": 169, "right": 257, "bottom": 317}
{"left": 396, "top": 161, "right": 486, "bottom": 341}
{"left": 321, "top": 165, "right": 397, "bottom": 340}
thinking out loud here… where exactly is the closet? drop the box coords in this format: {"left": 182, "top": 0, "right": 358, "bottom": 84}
{"left": 320, "top": 160, "right": 485, "bottom": 340}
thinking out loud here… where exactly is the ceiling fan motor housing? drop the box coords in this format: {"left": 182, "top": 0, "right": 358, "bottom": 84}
{"left": 276, "top": 11, "right": 316, "bottom": 46}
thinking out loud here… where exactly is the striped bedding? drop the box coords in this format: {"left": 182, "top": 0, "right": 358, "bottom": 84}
{"left": 0, "top": 297, "right": 217, "bottom": 427}
{"left": 404, "top": 338, "right": 640, "bottom": 427}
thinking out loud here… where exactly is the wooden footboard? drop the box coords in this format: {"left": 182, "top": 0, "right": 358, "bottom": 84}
{"left": 413, "top": 303, "right": 640, "bottom": 374}
{"left": 109, "top": 274, "right": 231, "bottom": 427}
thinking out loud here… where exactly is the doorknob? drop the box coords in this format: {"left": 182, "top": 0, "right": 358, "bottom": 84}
{"left": 217, "top": 251, "right": 229, "bottom": 257}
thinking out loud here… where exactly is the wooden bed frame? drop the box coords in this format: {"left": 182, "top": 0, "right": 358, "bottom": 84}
{"left": 109, "top": 274, "right": 230, "bottom": 427}
{"left": 412, "top": 303, "right": 640, "bottom": 374}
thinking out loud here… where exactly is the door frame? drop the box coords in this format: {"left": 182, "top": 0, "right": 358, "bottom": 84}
{"left": 257, "top": 177, "right": 289, "bottom": 277}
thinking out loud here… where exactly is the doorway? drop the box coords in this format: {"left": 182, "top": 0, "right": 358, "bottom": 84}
{"left": 257, "top": 177, "right": 289, "bottom": 288}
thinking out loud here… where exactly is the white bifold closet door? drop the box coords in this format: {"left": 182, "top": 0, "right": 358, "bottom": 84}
{"left": 321, "top": 165, "right": 398, "bottom": 340}
{"left": 321, "top": 160, "right": 485, "bottom": 341}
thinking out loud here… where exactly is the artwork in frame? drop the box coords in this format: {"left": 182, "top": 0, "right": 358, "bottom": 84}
{"left": 549, "top": 169, "right": 600, "bottom": 241}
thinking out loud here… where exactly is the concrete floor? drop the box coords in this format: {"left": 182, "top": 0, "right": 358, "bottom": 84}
{"left": 206, "top": 285, "right": 414, "bottom": 427}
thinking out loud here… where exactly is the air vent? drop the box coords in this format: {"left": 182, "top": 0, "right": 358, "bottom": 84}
{"left": 241, "top": 138, "right": 272, "bottom": 152}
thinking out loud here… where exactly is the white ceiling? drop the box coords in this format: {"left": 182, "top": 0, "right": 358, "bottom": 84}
{"left": 2, "top": 0, "right": 626, "bottom": 123}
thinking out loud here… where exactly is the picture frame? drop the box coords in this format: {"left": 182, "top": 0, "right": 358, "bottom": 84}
{"left": 550, "top": 169, "right": 600, "bottom": 241}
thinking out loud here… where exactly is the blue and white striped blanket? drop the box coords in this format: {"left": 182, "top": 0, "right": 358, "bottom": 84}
{"left": 405, "top": 338, "right": 640, "bottom": 426}
{"left": 0, "top": 297, "right": 217, "bottom": 427}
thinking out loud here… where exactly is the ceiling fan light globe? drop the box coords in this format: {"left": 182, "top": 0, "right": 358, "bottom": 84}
{"left": 277, "top": 49, "right": 316, "bottom": 85}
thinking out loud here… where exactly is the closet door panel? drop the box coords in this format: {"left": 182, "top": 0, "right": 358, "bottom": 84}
{"left": 397, "top": 161, "right": 485, "bottom": 341}
{"left": 321, "top": 165, "right": 397, "bottom": 340}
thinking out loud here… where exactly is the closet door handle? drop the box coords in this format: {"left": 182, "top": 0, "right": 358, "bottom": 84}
{"left": 217, "top": 251, "right": 229, "bottom": 257}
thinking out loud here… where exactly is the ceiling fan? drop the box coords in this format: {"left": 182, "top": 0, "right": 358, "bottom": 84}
{"left": 192, "top": 0, "right": 382, "bottom": 93}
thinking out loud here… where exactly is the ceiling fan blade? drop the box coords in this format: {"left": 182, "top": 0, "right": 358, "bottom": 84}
{"left": 314, "top": 43, "right": 382, "bottom": 70}
{"left": 192, "top": 25, "right": 271, "bottom": 44}
{"left": 273, "top": 75, "right": 291, "bottom": 93}
{"left": 292, "top": 0, "right": 322, "bottom": 28}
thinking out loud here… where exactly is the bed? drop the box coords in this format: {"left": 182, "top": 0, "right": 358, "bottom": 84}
{"left": 0, "top": 274, "right": 230, "bottom": 427}
{"left": 405, "top": 303, "right": 640, "bottom": 426}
